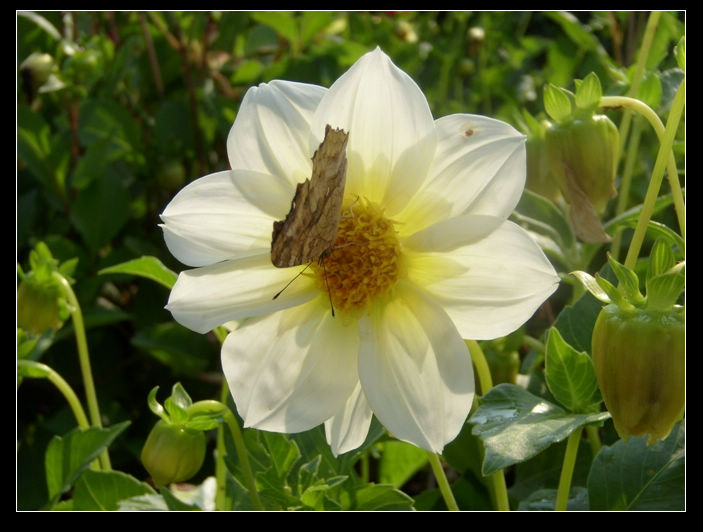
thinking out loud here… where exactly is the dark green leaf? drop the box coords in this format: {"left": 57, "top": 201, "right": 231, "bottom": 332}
{"left": 72, "top": 470, "right": 155, "bottom": 510}
{"left": 99, "top": 256, "right": 178, "bottom": 289}
{"left": 71, "top": 169, "right": 131, "bottom": 250}
{"left": 45, "top": 421, "right": 130, "bottom": 504}
{"left": 588, "top": 423, "right": 684, "bottom": 510}
{"left": 514, "top": 189, "right": 574, "bottom": 249}
{"left": 470, "top": 384, "right": 609, "bottom": 475}
{"left": 131, "top": 322, "right": 214, "bottom": 375}
{"left": 518, "top": 486, "right": 589, "bottom": 511}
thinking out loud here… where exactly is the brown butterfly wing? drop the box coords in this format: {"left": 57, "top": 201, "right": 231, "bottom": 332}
{"left": 271, "top": 125, "right": 349, "bottom": 268}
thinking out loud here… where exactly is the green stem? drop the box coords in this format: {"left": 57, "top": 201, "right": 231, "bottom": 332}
{"left": 360, "top": 452, "right": 370, "bottom": 483}
{"left": 616, "top": 12, "right": 661, "bottom": 156}
{"left": 611, "top": 116, "right": 644, "bottom": 261}
{"left": 223, "top": 409, "right": 264, "bottom": 510}
{"left": 555, "top": 429, "right": 581, "bottom": 511}
{"left": 18, "top": 360, "right": 91, "bottom": 430}
{"left": 466, "top": 339, "right": 510, "bottom": 511}
{"left": 215, "top": 377, "right": 230, "bottom": 511}
{"left": 522, "top": 335, "right": 545, "bottom": 354}
{"left": 212, "top": 325, "right": 232, "bottom": 511}
{"left": 600, "top": 93, "right": 685, "bottom": 268}
{"left": 52, "top": 272, "right": 111, "bottom": 471}
{"left": 427, "top": 452, "right": 459, "bottom": 511}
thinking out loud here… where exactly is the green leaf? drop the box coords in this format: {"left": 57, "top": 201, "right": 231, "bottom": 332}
{"left": 262, "top": 431, "right": 302, "bottom": 479}
{"left": 518, "top": 486, "right": 589, "bottom": 511}
{"left": 99, "top": 256, "right": 178, "bottom": 289}
{"left": 18, "top": 106, "right": 54, "bottom": 187}
{"left": 251, "top": 11, "right": 299, "bottom": 44}
{"left": 603, "top": 194, "right": 684, "bottom": 254}
{"left": 575, "top": 72, "right": 602, "bottom": 112}
{"left": 72, "top": 470, "right": 155, "bottom": 510}
{"left": 545, "top": 11, "right": 602, "bottom": 52}
{"left": 71, "top": 169, "right": 131, "bottom": 250}
{"left": 545, "top": 328, "right": 601, "bottom": 412}
{"left": 637, "top": 73, "right": 662, "bottom": 110}
{"left": 588, "top": 422, "right": 684, "bottom": 510}
{"left": 117, "top": 494, "right": 168, "bottom": 511}
{"left": 45, "top": 421, "right": 130, "bottom": 504}
{"left": 350, "top": 484, "right": 414, "bottom": 511}
{"left": 513, "top": 189, "right": 575, "bottom": 249}
{"left": 131, "top": 322, "right": 213, "bottom": 375}
{"left": 78, "top": 98, "right": 141, "bottom": 155}
{"left": 378, "top": 441, "right": 429, "bottom": 488}
{"left": 470, "top": 384, "right": 609, "bottom": 475}
{"left": 675, "top": 36, "right": 685, "bottom": 71}
{"left": 71, "top": 136, "right": 112, "bottom": 189}
{"left": 544, "top": 83, "right": 573, "bottom": 124}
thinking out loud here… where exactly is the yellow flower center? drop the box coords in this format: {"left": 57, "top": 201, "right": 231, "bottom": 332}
{"left": 312, "top": 198, "right": 403, "bottom": 315}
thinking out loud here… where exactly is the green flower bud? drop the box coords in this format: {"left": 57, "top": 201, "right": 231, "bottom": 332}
{"left": 17, "top": 275, "right": 64, "bottom": 336}
{"left": 592, "top": 304, "right": 684, "bottom": 444}
{"left": 545, "top": 114, "right": 619, "bottom": 215}
{"left": 141, "top": 419, "right": 206, "bottom": 486}
{"left": 20, "top": 52, "right": 55, "bottom": 87}
{"left": 573, "top": 243, "right": 685, "bottom": 444}
{"left": 526, "top": 129, "right": 562, "bottom": 202}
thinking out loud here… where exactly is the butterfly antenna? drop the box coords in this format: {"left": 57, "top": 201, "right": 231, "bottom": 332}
{"left": 320, "top": 256, "right": 336, "bottom": 318}
{"left": 273, "top": 263, "right": 313, "bottom": 300}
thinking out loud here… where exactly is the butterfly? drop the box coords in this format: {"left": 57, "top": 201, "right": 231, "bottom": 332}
{"left": 270, "top": 124, "right": 349, "bottom": 268}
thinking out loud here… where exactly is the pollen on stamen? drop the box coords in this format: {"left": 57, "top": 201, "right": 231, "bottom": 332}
{"left": 312, "top": 198, "right": 403, "bottom": 314}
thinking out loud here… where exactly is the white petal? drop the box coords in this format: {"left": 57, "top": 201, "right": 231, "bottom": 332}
{"left": 398, "top": 114, "right": 526, "bottom": 235}
{"left": 358, "top": 281, "right": 474, "bottom": 453}
{"left": 404, "top": 214, "right": 505, "bottom": 252}
{"left": 311, "top": 48, "right": 436, "bottom": 205}
{"left": 166, "top": 254, "right": 317, "bottom": 334}
{"left": 222, "top": 300, "right": 360, "bottom": 433}
{"left": 324, "top": 382, "right": 373, "bottom": 456}
{"left": 227, "top": 80, "right": 326, "bottom": 184}
{"left": 410, "top": 221, "right": 559, "bottom": 340}
{"left": 160, "top": 171, "right": 276, "bottom": 267}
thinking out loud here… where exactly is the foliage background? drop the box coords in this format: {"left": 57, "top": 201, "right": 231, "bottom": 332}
{"left": 17, "top": 11, "right": 685, "bottom": 510}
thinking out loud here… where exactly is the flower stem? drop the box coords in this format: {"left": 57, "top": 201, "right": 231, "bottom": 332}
{"left": 215, "top": 375, "right": 230, "bottom": 511}
{"left": 466, "top": 339, "right": 510, "bottom": 511}
{"left": 555, "top": 429, "right": 581, "bottom": 511}
{"left": 427, "top": 452, "right": 459, "bottom": 511}
{"left": 611, "top": 116, "right": 645, "bottom": 261}
{"left": 18, "top": 360, "right": 91, "bottom": 430}
{"left": 616, "top": 11, "right": 661, "bottom": 157}
{"left": 52, "top": 272, "right": 111, "bottom": 471}
{"left": 223, "top": 408, "right": 264, "bottom": 510}
{"left": 600, "top": 93, "right": 685, "bottom": 268}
